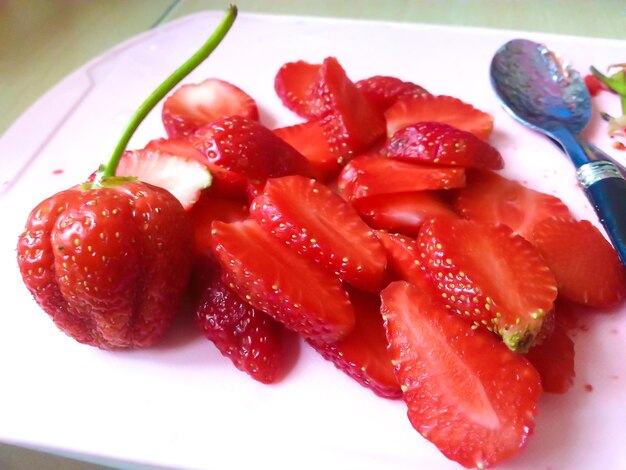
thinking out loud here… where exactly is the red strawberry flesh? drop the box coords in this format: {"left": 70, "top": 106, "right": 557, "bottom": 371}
{"left": 385, "top": 94, "right": 494, "bottom": 140}
{"left": 381, "top": 281, "right": 541, "bottom": 469}
{"left": 454, "top": 170, "right": 571, "bottom": 240}
{"left": 162, "top": 78, "right": 259, "bottom": 138}
{"left": 418, "top": 217, "right": 557, "bottom": 352}
{"left": 531, "top": 217, "right": 626, "bottom": 307}
{"left": 211, "top": 219, "right": 355, "bottom": 342}
{"left": 384, "top": 121, "right": 504, "bottom": 170}
{"left": 338, "top": 155, "right": 466, "bottom": 201}
{"left": 250, "top": 175, "right": 387, "bottom": 292}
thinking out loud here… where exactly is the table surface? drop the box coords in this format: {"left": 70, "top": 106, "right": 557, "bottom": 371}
{"left": 0, "top": 1, "right": 624, "bottom": 469}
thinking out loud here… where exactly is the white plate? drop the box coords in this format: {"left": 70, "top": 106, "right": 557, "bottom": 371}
{"left": 1, "top": 11, "right": 625, "bottom": 470}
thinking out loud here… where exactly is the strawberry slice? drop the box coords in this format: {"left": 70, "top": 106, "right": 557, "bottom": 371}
{"left": 145, "top": 137, "right": 247, "bottom": 199}
{"left": 273, "top": 121, "right": 340, "bottom": 181}
{"left": 385, "top": 94, "right": 495, "bottom": 140}
{"left": 188, "top": 191, "right": 249, "bottom": 253}
{"left": 308, "top": 57, "right": 386, "bottom": 162}
{"left": 116, "top": 147, "right": 211, "bottom": 210}
{"left": 274, "top": 60, "right": 321, "bottom": 118}
{"left": 531, "top": 217, "right": 626, "bottom": 307}
{"left": 307, "top": 287, "right": 401, "bottom": 399}
{"left": 381, "top": 281, "right": 541, "bottom": 469}
{"left": 250, "top": 175, "right": 387, "bottom": 292}
{"left": 353, "top": 191, "right": 458, "bottom": 236}
{"left": 454, "top": 170, "right": 572, "bottom": 240}
{"left": 418, "top": 217, "right": 558, "bottom": 352}
{"left": 189, "top": 115, "right": 313, "bottom": 183}
{"left": 383, "top": 122, "right": 504, "bottom": 170}
{"left": 211, "top": 219, "right": 355, "bottom": 342}
{"left": 192, "top": 255, "right": 288, "bottom": 384}
{"left": 162, "top": 78, "right": 259, "bottom": 138}
{"left": 355, "top": 75, "right": 430, "bottom": 112}
{"left": 375, "top": 231, "right": 433, "bottom": 292}
{"left": 524, "top": 314, "right": 575, "bottom": 394}
{"left": 338, "top": 155, "right": 466, "bottom": 201}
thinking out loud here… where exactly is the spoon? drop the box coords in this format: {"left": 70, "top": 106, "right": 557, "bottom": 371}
{"left": 490, "top": 38, "right": 626, "bottom": 266}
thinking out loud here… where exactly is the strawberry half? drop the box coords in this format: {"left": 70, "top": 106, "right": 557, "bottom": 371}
{"left": 273, "top": 121, "right": 340, "bottom": 181}
{"left": 355, "top": 75, "right": 430, "bottom": 112}
{"left": 338, "top": 154, "right": 466, "bottom": 201}
{"left": 192, "top": 254, "right": 287, "bottom": 384}
{"left": 116, "top": 147, "right": 212, "bottom": 210}
{"left": 531, "top": 217, "right": 626, "bottom": 307}
{"left": 353, "top": 191, "right": 458, "bottom": 236}
{"left": 454, "top": 170, "right": 572, "bottom": 240}
{"left": 307, "top": 287, "right": 401, "bottom": 399}
{"left": 274, "top": 60, "right": 321, "bottom": 118}
{"left": 211, "top": 219, "right": 355, "bottom": 342}
{"left": 308, "top": 57, "right": 386, "bottom": 162}
{"left": 250, "top": 175, "right": 387, "bottom": 292}
{"left": 162, "top": 78, "right": 259, "bottom": 138}
{"left": 190, "top": 115, "right": 313, "bottom": 183}
{"left": 145, "top": 137, "right": 247, "bottom": 199}
{"left": 383, "top": 122, "right": 504, "bottom": 170}
{"left": 381, "top": 281, "right": 541, "bottom": 469}
{"left": 385, "top": 94, "right": 494, "bottom": 140}
{"left": 418, "top": 217, "right": 558, "bottom": 352}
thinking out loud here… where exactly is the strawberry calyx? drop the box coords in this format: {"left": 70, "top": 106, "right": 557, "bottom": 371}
{"left": 81, "top": 172, "right": 138, "bottom": 190}
{"left": 93, "top": 6, "right": 238, "bottom": 186}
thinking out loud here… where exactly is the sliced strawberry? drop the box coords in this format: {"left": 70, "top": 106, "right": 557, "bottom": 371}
{"left": 211, "top": 219, "right": 355, "bottom": 342}
{"left": 375, "top": 231, "right": 433, "bottom": 293}
{"left": 189, "top": 116, "right": 313, "bottom": 183}
{"left": 274, "top": 60, "right": 321, "bottom": 118}
{"left": 116, "top": 147, "right": 211, "bottom": 210}
{"left": 308, "top": 57, "right": 386, "bottom": 162}
{"left": 384, "top": 122, "right": 504, "bottom": 170}
{"left": 454, "top": 170, "right": 572, "bottom": 240}
{"left": 250, "top": 175, "right": 387, "bottom": 292}
{"left": 273, "top": 121, "right": 340, "bottom": 181}
{"left": 353, "top": 191, "right": 458, "bottom": 236}
{"left": 531, "top": 217, "right": 626, "bottom": 307}
{"left": 524, "top": 315, "right": 575, "bottom": 394}
{"left": 338, "top": 154, "right": 466, "bottom": 201}
{"left": 385, "top": 94, "right": 495, "bottom": 140}
{"left": 188, "top": 191, "right": 249, "bottom": 253}
{"left": 162, "top": 78, "right": 259, "bottom": 138}
{"left": 192, "top": 254, "right": 287, "bottom": 384}
{"left": 584, "top": 74, "right": 606, "bottom": 97}
{"left": 355, "top": 75, "right": 430, "bottom": 112}
{"left": 307, "top": 287, "right": 401, "bottom": 399}
{"left": 381, "top": 281, "right": 541, "bottom": 469}
{"left": 418, "top": 217, "right": 558, "bottom": 352}
{"left": 145, "top": 137, "right": 247, "bottom": 199}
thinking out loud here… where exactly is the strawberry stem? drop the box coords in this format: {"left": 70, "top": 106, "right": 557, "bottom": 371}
{"left": 99, "top": 5, "right": 238, "bottom": 180}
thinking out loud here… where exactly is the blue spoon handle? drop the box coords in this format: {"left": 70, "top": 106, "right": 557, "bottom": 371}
{"left": 552, "top": 128, "right": 626, "bottom": 266}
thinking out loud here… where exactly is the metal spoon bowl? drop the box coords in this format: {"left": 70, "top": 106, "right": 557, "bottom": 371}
{"left": 490, "top": 39, "right": 626, "bottom": 265}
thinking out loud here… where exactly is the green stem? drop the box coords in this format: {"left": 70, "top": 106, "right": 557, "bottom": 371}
{"left": 100, "top": 4, "right": 238, "bottom": 179}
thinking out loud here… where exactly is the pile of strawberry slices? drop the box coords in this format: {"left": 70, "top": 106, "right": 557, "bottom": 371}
{"left": 42, "top": 57, "right": 626, "bottom": 468}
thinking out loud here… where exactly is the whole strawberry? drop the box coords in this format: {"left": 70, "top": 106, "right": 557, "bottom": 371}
{"left": 15, "top": 6, "right": 238, "bottom": 349}
{"left": 17, "top": 179, "right": 193, "bottom": 349}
